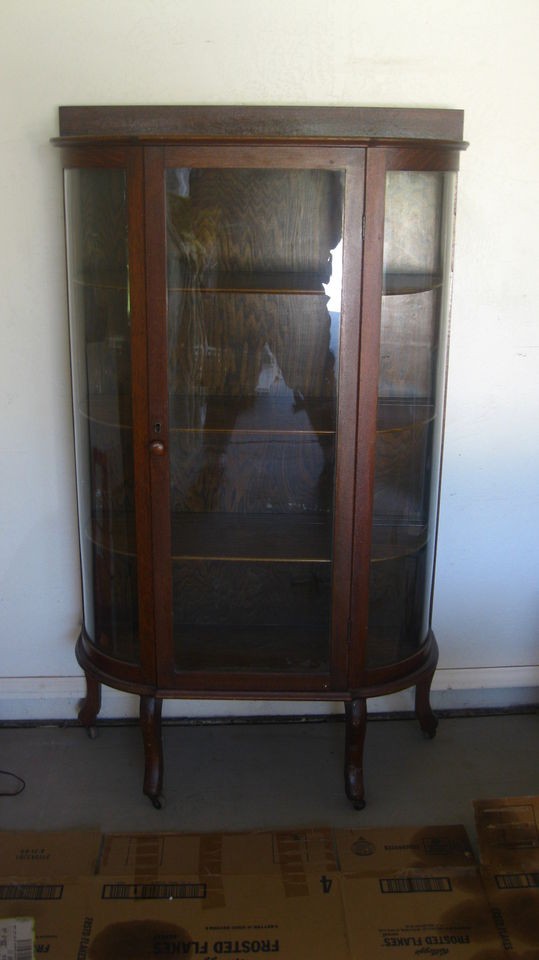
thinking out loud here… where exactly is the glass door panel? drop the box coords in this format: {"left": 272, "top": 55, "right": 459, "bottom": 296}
{"left": 166, "top": 167, "right": 344, "bottom": 673}
{"left": 367, "top": 171, "right": 456, "bottom": 669}
{"left": 64, "top": 168, "right": 139, "bottom": 664}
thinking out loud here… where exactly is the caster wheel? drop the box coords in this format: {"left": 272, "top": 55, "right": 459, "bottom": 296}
{"left": 148, "top": 795, "right": 162, "bottom": 810}
{"left": 420, "top": 720, "right": 438, "bottom": 740}
{"left": 86, "top": 726, "right": 98, "bottom": 740}
{"left": 353, "top": 799, "right": 366, "bottom": 811}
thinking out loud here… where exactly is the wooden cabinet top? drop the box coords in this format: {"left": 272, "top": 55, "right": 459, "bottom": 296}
{"left": 54, "top": 105, "right": 466, "bottom": 146}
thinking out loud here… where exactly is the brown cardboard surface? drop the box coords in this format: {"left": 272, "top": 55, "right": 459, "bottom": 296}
{"left": 341, "top": 870, "right": 504, "bottom": 959}
{"left": 0, "top": 881, "right": 86, "bottom": 957}
{"left": 474, "top": 796, "right": 539, "bottom": 870}
{"left": 0, "top": 829, "right": 102, "bottom": 878}
{"left": 474, "top": 796, "right": 539, "bottom": 956}
{"left": 0, "top": 825, "right": 505, "bottom": 960}
{"left": 334, "top": 824, "right": 475, "bottom": 874}
{"left": 0, "top": 874, "right": 352, "bottom": 959}
{"left": 99, "top": 825, "right": 476, "bottom": 880}
{"left": 98, "top": 827, "right": 339, "bottom": 879}
{"left": 336, "top": 825, "right": 504, "bottom": 958}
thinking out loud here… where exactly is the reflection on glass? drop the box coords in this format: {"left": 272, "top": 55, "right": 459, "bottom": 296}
{"left": 367, "top": 172, "right": 455, "bottom": 669}
{"left": 166, "top": 168, "right": 344, "bottom": 673}
{"left": 64, "top": 169, "right": 139, "bottom": 664}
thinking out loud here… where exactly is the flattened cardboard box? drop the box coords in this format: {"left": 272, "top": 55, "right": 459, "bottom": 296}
{"left": 475, "top": 795, "right": 539, "bottom": 954}
{"left": 0, "top": 825, "right": 503, "bottom": 959}
{"left": 334, "top": 827, "right": 503, "bottom": 958}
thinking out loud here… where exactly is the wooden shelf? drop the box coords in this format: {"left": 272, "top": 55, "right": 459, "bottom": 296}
{"left": 383, "top": 272, "right": 442, "bottom": 296}
{"left": 81, "top": 395, "right": 434, "bottom": 436}
{"left": 87, "top": 514, "right": 332, "bottom": 562}
{"left": 87, "top": 515, "right": 429, "bottom": 565}
{"left": 174, "top": 624, "right": 330, "bottom": 673}
{"left": 365, "top": 627, "right": 420, "bottom": 670}
{"left": 377, "top": 400, "right": 435, "bottom": 433}
{"left": 171, "top": 513, "right": 332, "bottom": 562}
{"left": 87, "top": 518, "right": 137, "bottom": 558}
{"left": 73, "top": 269, "right": 440, "bottom": 297}
{"left": 169, "top": 271, "right": 329, "bottom": 295}
{"left": 79, "top": 396, "right": 133, "bottom": 428}
{"left": 90, "top": 626, "right": 141, "bottom": 666}
{"left": 85, "top": 516, "right": 329, "bottom": 562}
{"left": 370, "top": 522, "right": 429, "bottom": 562}
{"left": 73, "top": 270, "right": 128, "bottom": 291}
{"left": 169, "top": 395, "right": 336, "bottom": 434}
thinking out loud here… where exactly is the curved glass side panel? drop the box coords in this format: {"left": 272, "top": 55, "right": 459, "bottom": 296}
{"left": 367, "top": 171, "right": 456, "bottom": 669}
{"left": 64, "top": 169, "right": 139, "bottom": 664}
{"left": 166, "top": 167, "right": 344, "bottom": 673}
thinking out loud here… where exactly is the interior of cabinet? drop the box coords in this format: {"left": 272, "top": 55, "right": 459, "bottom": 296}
{"left": 366, "top": 170, "right": 453, "bottom": 669}
{"left": 164, "top": 167, "right": 343, "bottom": 674}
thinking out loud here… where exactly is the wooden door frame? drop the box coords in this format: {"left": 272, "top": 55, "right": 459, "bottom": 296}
{"left": 143, "top": 144, "right": 366, "bottom": 694}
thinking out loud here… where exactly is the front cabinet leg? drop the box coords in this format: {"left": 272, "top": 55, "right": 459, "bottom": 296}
{"left": 344, "top": 698, "right": 367, "bottom": 810}
{"left": 140, "top": 696, "right": 163, "bottom": 809}
{"left": 415, "top": 670, "right": 438, "bottom": 739}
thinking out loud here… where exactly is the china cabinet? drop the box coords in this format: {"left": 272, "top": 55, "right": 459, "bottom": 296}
{"left": 54, "top": 106, "right": 466, "bottom": 808}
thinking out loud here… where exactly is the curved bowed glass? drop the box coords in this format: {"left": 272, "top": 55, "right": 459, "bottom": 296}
{"left": 367, "top": 171, "right": 456, "bottom": 669}
{"left": 64, "top": 168, "right": 139, "bottom": 664}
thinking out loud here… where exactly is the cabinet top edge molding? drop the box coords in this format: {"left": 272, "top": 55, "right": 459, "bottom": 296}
{"left": 55, "top": 105, "right": 466, "bottom": 146}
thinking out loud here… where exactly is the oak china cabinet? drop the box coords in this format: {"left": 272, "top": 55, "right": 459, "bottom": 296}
{"left": 53, "top": 106, "right": 466, "bottom": 808}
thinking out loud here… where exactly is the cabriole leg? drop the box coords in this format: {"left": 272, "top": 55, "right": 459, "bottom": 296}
{"left": 344, "top": 698, "right": 367, "bottom": 810}
{"left": 78, "top": 671, "right": 102, "bottom": 739}
{"left": 415, "top": 669, "right": 438, "bottom": 739}
{"left": 140, "top": 695, "right": 163, "bottom": 809}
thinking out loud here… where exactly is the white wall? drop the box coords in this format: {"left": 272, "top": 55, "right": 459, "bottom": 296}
{"left": 1, "top": 0, "right": 538, "bottom": 719}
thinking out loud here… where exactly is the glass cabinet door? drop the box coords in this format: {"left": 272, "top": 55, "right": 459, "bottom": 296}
{"left": 367, "top": 170, "right": 456, "bottom": 668}
{"left": 64, "top": 168, "right": 139, "bottom": 664}
{"left": 165, "top": 166, "right": 345, "bottom": 674}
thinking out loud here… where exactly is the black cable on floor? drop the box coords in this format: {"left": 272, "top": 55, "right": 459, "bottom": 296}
{"left": 0, "top": 770, "right": 26, "bottom": 796}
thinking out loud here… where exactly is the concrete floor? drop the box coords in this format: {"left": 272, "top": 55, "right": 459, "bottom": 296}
{"left": 1, "top": 713, "right": 538, "bottom": 845}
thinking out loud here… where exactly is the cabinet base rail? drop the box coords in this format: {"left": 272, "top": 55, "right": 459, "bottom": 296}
{"left": 76, "top": 634, "right": 438, "bottom": 810}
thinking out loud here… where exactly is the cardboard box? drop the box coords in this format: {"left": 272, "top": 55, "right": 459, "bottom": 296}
{"left": 475, "top": 795, "right": 539, "bottom": 954}
{"left": 0, "top": 825, "right": 503, "bottom": 959}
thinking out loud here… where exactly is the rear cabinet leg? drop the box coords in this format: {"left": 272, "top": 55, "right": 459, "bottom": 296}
{"left": 344, "top": 698, "right": 368, "bottom": 810}
{"left": 78, "top": 671, "right": 102, "bottom": 738}
{"left": 415, "top": 670, "right": 438, "bottom": 739}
